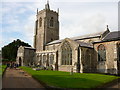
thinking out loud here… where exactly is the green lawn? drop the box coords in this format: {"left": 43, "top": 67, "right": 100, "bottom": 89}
{"left": 0, "top": 65, "right": 7, "bottom": 76}
{"left": 20, "top": 66, "right": 119, "bottom": 88}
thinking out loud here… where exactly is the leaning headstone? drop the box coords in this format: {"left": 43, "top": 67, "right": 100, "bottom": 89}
{"left": 70, "top": 68, "right": 73, "bottom": 75}
{"left": 32, "top": 68, "right": 40, "bottom": 71}
{"left": 36, "top": 68, "right": 40, "bottom": 71}
{"left": 32, "top": 68, "right": 36, "bottom": 70}
{"left": 40, "top": 65, "right": 45, "bottom": 70}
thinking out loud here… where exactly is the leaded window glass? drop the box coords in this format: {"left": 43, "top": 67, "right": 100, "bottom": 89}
{"left": 50, "top": 54, "right": 54, "bottom": 64}
{"left": 117, "top": 43, "right": 120, "bottom": 61}
{"left": 40, "top": 55, "right": 42, "bottom": 65}
{"left": 46, "top": 54, "right": 49, "bottom": 66}
{"left": 43, "top": 55, "right": 46, "bottom": 64}
{"left": 61, "top": 41, "right": 72, "bottom": 65}
{"left": 98, "top": 44, "right": 106, "bottom": 61}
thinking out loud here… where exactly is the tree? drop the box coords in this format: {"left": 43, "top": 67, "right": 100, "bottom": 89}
{"left": 2, "top": 39, "right": 31, "bottom": 61}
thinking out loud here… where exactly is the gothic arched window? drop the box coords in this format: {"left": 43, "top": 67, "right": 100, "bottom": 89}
{"left": 46, "top": 54, "right": 49, "bottom": 66}
{"left": 98, "top": 44, "right": 106, "bottom": 61}
{"left": 39, "top": 17, "right": 42, "bottom": 27}
{"left": 61, "top": 41, "right": 72, "bottom": 65}
{"left": 117, "top": 43, "right": 120, "bottom": 61}
{"left": 40, "top": 55, "right": 42, "bottom": 65}
{"left": 36, "top": 54, "right": 39, "bottom": 61}
{"left": 43, "top": 55, "right": 46, "bottom": 64}
{"left": 50, "top": 54, "right": 54, "bottom": 64}
{"left": 50, "top": 17, "right": 54, "bottom": 27}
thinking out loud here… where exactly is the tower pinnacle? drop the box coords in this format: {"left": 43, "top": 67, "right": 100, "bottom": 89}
{"left": 106, "top": 25, "right": 109, "bottom": 30}
{"left": 57, "top": 8, "right": 59, "bottom": 15}
{"left": 47, "top": 0, "right": 49, "bottom": 4}
{"left": 45, "top": 0, "right": 50, "bottom": 10}
{"left": 37, "top": 8, "right": 38, "bottom": 14}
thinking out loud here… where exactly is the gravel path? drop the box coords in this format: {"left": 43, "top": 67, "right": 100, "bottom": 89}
{"left": 2, "top": 68, "right": 44, "bottom": 89}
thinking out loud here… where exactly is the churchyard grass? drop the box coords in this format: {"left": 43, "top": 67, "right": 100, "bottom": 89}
{"left": 0, "top": 65, "right": 7, "bottom": 76}
{"left": 20, "top": 66, "right": 119, "bottom": 88}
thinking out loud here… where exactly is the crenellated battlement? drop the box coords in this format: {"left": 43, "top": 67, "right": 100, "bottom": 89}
{"left": 37, "top": 9, "right": 58, "bottom": 16}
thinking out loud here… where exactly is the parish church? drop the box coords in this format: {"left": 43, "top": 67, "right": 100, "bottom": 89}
{"left": 16, "top": 2, "right": 120, "bottom": 75}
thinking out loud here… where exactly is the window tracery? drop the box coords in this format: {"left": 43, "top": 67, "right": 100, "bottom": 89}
{"left": 50, "top": 54, "right": 54, "bottom": 64}
{"left": 43, "top": 55, "right": 46, "bottom": 64}
{"left": 40, "top": 55, "right": 42, "bottom": 65}
{"left": 117, "top": 43, "right": 120, "bottom": 61}
{"left": 98, "top": 44, "right": 106, "bottom": 61}
{"left": 61, "top": 41, "right": 72, "bottom": 65}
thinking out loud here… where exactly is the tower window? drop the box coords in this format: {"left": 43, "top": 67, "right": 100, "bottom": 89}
{"left": 39, "top": 17, "right": 42, "bottom": 27}
{"left": 50, "top": 17, "right": 54, "bottom": 27}
{"left": 98, "top": 44, "right": 106, "bottom": 61}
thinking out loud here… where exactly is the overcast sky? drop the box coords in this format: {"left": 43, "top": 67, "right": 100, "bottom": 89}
{"left": 1, "top": 0, "right": 119, "bottom": 48}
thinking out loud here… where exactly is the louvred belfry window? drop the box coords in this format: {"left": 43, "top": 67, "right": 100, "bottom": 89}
{"left": 39, "top": 17, "right": 42, "bottom": 27}
{"left": 50, "top": 17, "right": 54, "bottom": 27}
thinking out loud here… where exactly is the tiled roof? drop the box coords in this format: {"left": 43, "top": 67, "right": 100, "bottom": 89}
{"left": 47, "top": 31, "right": 104, "bottom": 45}
{"left": 71, "top": 31, "right": 103, "bottom": 40}
{"left": 47, "top": 39, "right": 63, "bottom": 45}
{"left": 102, "top": 31, "right": 120, "bottom": 41}
{"left": 75, "top": 41, "right": 93, "bottom": 48}
{"left": 24, "top": 47, "right": 35, "bottom": 50}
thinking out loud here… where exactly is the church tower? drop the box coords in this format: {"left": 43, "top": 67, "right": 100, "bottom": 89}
{"left": 34, "top": 1, "right": 59, "bottom": 51}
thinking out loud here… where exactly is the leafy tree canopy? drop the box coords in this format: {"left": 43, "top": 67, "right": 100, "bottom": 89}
{"left": 2, "top": 39, "right": 31, "bottom": 61}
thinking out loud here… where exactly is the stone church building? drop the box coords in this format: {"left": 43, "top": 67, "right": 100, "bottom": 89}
{"left": 16, "top": 2, "right": 120, "bottom": 74}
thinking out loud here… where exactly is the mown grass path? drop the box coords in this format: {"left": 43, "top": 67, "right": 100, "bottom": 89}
{"left": 2, "top": 68, "right": 44, "bottom": 88}
{"left": 20, "top": 66, "right": 119, "bottom": 88}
